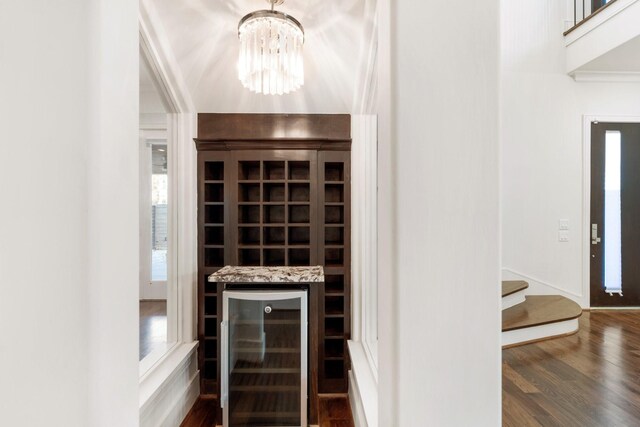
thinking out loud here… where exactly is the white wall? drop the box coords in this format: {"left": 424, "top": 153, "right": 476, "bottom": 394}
{"left": 379, "top": 0, "right": 502, "bottom": 425}
{"left": 0, "top": 1, "right": 139, "bottom": 426}
{"left": 0, "top": 2, "right": 91, "bottom": 425}
{"left": 501, "top": 0, "right": 640, "bottom": 307}
{"left": 87, "top": 1, "right": 139, "bottom": 425}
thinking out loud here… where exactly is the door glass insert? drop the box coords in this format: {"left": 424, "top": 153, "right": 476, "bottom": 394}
{"left": 604, "top": 131, "right": 622, "bottom": 293}
{"left": 225, "top": 292, "right": 306, "bottom": 427}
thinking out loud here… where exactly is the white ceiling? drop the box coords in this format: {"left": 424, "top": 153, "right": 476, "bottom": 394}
{"left": 580, "top": 35, "right": 640, "bottom": 72}
{"left": 149, "top": 0, "right": 376, "bottom": 113}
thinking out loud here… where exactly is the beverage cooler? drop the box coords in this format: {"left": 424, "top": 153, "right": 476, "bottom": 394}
{"left": 221, "top": 290, "right": 308, "bottom": 427}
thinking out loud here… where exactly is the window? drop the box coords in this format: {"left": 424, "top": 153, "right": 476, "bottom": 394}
{"left": 604, "top": 130, "right": 622, "bottom": 293}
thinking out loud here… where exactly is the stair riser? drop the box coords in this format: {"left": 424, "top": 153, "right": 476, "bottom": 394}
{"left": 502, "top": 318, "right": 579, "bottom": 348}
{"left": 502, "top": 291, "right": 526, "bottom": 311}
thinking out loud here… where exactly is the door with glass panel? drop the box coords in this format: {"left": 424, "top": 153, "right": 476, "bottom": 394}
{"left": 591, "top": 122, "right": 640, "bottom": 306}
{"left": 222, "top": 290, "right": 307, "bottom": 427}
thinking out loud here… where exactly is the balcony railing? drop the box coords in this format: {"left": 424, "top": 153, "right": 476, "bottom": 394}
{"left": 565, "top": 0, "right": 618, "bottom": 35}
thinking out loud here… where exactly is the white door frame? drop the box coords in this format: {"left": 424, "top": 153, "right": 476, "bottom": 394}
{"left": 582, "top": 115, "right": 640, "bottom": 308}
{"left": 138, "top": 17, "right": 197, "bottom": 374}
{"left": 139, "top": 129, "right": 169, "bottom": 300}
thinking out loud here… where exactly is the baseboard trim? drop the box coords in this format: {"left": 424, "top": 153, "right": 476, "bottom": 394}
{"left": 140, "top": 342, "right": 199, "bottom": 427}
{"left": 347, "top": 341, "right": 377, "bottom": 427}
{"left": 158, "top": 370, "right": 199, "bottom": 427}
{"left": 349, "top": 370, "right": 367, "bottom": 427}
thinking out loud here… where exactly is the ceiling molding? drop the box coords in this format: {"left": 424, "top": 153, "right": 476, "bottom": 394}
{"left": 139, "top": 0, "right": 195, "bottom": 113}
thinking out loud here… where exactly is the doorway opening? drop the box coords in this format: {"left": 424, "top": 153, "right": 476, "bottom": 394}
{"left": 139, "top": 49, "right": 175, "bottom": 363}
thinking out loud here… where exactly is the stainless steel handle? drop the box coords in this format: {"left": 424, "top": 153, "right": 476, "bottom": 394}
{"left": 221, "top": 320, "right": 228, "bottom": 408}
{"left": 592, "top": 223, "right": 601, "bottom": 245}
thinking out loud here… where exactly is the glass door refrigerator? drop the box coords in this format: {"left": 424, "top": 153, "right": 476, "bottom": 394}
{"left": 222, "top": 290, "right": 308, "bottom": 427}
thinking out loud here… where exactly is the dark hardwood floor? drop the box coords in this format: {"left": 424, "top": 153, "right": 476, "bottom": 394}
{"left": 503, "top": 310, "right": 640, "bottom": 426}
{"left": 180, "top": 398, "right": 218, "bottom": 427}
{"left": 139, "top": 300, "right": 167, "bottom": 360}
{"left": 318, "top": 397, "right": 355, "bottom": 427}
{"left": 180, "top": 396, "right": 354, "bottom": 427}
{"left": 181, "top": 311, "right": 640, "bottom": 426}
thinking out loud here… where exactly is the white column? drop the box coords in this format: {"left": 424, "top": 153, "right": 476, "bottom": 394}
{"left": 86, "top": 1, "right": 139, "bottom": 426}
{"left": 378, "top": 0, "right": 502, "bottom": 425}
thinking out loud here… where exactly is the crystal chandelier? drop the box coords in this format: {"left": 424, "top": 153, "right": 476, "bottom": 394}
{"left": 238, "top": 0, "right": 304, "bottom": 95}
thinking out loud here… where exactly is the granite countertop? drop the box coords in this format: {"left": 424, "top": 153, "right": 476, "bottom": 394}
{"left": 208, "top": 266, "right": 324, "bottom": 283}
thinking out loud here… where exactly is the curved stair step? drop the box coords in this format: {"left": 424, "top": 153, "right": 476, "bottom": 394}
{"left": 502, "top": 280, "right": 528, "bottom": 297}
{"left": 501, "top": 280, "right": 528, "bottom": 311}
{"left": 502, "top": 295, "right": 582, "bottom": 348}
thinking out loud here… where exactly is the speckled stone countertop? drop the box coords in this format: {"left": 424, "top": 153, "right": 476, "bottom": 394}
{"left": 208, "top": 266, "right": 324, "bottom": 283}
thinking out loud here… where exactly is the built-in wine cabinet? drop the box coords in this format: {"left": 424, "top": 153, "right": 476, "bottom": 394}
{"left": 196, "top": 113, "right": 351, "bottom": 424}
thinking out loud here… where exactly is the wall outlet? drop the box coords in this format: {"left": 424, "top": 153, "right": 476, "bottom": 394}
{"left": 559, "top": 219, "right": 569, "bottom": 230}
{"left": 558, "top": 231, "right": 569, "bottom": 242}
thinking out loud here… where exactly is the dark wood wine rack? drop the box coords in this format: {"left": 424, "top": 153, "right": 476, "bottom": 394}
{"left": 195, "top": 114, "right": 352, "bottom": 422}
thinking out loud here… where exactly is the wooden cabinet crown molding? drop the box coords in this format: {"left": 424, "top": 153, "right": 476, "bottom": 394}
{"left": 195, "top": 113, "right": 352, "bottom": 151}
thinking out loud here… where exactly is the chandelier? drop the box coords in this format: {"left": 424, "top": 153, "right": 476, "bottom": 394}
{"left": 238, "top": 0, "right": 304, "bottom": 95}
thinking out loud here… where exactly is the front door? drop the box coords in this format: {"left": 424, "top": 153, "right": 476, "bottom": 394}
{"left": 591, "top": 122, "right": 640, "bottom": 306}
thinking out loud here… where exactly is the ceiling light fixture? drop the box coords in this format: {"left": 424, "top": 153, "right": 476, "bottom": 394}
{"left": 238, "top": 0, "right": 304, "bottom": 95}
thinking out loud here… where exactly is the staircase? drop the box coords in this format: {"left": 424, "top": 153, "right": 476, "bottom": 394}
{"left": 501, "top": 281, "right": 582, "bottom": 348}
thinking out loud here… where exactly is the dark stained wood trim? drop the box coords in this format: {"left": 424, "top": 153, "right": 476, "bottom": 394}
{"left": 194, "top": 139, "right": 351, "bottom": 152}
{"left": 563, "top": 0, "right": 618, "bottom": 36}
{"left": 198, "top": 113, "right": 351, "bottom": 141}
{"left": 309, "top": 283, "right": 320, "bottom": 424}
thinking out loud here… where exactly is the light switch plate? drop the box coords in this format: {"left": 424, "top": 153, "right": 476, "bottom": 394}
{"left": 559, "top": 219, "right": 569, "bottom": 230}
{"left": 558, "top": 231, "right": 569, "bottom": 242}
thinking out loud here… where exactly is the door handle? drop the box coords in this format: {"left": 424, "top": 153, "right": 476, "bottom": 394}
{"left": 592, "top": 223, "right": 601, "bottom": 245}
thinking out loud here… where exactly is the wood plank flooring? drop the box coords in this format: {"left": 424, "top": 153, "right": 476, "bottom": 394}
{"left": 139, "top": 300, "right": 167, "bottom": 360}
{"left": 503, "top": 295, "right": 582, "bottom": 332}
{"left": 319, "top": 397, "right": 355, "bottom": 427}
{"left": 180, "top": 396, "right": 354, "bottom": 427}
{"left": 503, "top": 310, "right": 640, "bottom": 426}
{"left": 180, "top": 398, "right": 218, "bottom": 427}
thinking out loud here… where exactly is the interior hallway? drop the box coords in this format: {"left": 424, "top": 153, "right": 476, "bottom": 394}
{"left": 503, "top": 311, "right": 640, "bottom": 426}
